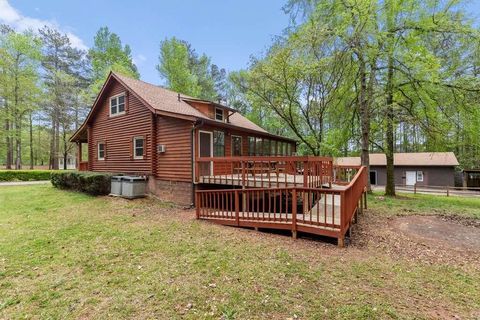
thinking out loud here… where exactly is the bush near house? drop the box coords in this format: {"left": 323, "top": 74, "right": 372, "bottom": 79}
{"left": 51, "top": 171, "right": 115, "bottom": 195}
{"left": 0, "top": 170, "right": 53, "bottom": 182}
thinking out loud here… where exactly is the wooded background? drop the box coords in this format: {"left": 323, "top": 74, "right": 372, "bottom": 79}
{"left": 1, "top": 0, "right": 479, "bottom": 196}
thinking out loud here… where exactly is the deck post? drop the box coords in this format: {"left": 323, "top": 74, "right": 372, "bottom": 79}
{"left": 359, "top": 196, "right": 363, "bottom": 215}
{"left": 195, "top": 193, "right": 200, "bottom": 219}
{"left": 76, "top": 142, "right": 82, "bottom": 170}
{"left": 338, "top": 236, "right": 345, "bottom": 247}
{"left": 234, "top": 190, "right": 240, "bottom": 226}
{"left": 292, "top": 188, "right": 297, "bottom": 239}
{"left": 303, "top": 161, "right": 308, "bottom": 187}
{"left": 363, "top": 190, "right": 367, "bottom": 210}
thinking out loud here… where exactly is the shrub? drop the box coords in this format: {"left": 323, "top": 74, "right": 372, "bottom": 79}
{"left": 0, "top": 170, "right": 53, "bottom": 182}
{"left": 51, "top": 171, "right": 116, "bottom": 196}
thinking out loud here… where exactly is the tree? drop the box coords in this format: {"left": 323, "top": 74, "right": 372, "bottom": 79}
{"left": 0, "top": 28, "right": 42, "bottom": 169}
{"left": 39, "top": 26, "right": 87, "bottom": 170}
{"left": 235, "top": 8, "right": 356, "bottom": 156}
{"left": 88, "top": 27, "right": 139, "bottom": 98}
{"left": 156, "top": 37, "right": 226, "bottom": 100}
{"left": 157, "top": 37, "right": 201, "bottom": 97}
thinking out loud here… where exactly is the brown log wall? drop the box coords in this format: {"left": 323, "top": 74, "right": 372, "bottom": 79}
{"left": 88, "top": 79, "right": 152, "bottom": 174}
{"left": 156, "top": 116, "right": 194, "bottom": 182}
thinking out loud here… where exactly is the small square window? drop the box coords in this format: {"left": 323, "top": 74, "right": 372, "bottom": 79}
{"left": 110, "top": 93, "right": 126, "bottom": 116}
{"left": 134, "top": 137, "right": 144, "bottom": 159}
{"left": 98, "top": 143, "right": 105, "bottom": 160}
{"left": 417, "top": 171, "right": 424, "bottom": 182}
{"left": 215, "top": 108, "right": 224, "bottom": 121}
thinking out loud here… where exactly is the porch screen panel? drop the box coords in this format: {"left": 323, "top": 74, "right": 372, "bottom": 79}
{"left": 213, "top": 131, "right": 225, "bottom": 157}
{"left": 255, "top": 138, "right": 263, "bottom": 156}
{"left": 232, "top": 136, "right": 242, "bottom": 156}
{"left": 248, "top": 137, "right": 255, "bottom": 156}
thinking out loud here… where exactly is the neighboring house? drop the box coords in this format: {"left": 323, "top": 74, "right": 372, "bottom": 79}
{"left": 70, "top": 72, "right": 296, "bottom": 205}
{"left": 58, "top": 154, "right": 76, "bottom": 170}
{"left": 335, "top": 152, "right": 459, "bottom": 187}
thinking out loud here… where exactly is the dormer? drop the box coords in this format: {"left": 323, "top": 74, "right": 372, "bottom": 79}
{"left": 181, "top": 97, "right": 236, "bottom": 123}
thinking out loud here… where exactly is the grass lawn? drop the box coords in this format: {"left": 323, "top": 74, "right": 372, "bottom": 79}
{"left": 1, "top": 185, "right": 479, "bottom": 319}
{"left": 369, "top": 191, "right": 480, "bottom": 219}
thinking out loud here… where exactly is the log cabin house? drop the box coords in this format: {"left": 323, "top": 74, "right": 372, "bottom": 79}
{"left": 71, "top": 72, "right": 367, "bottom": 246}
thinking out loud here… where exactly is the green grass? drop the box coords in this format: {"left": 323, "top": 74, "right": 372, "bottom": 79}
{"left": 368, "top": 191, "right": 480, "bottom": 219}
{"left": 0, "top": 185, "right": 479, "bottom": 319}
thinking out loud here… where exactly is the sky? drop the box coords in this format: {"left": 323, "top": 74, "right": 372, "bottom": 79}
{"left": 0, "top": 0, "right": 291, "bottom": 84}
{"left": 1, "top": 0, "right": 479, "bottom": 85}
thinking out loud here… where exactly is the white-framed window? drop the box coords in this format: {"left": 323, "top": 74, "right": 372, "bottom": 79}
{"left": 133, "top": 136, "right": 144, "bottom": 159}
{"left": 215, "top": 108, "right": 224, "bottom": 122}
{"left": 416, "top": 171, "right": 424, "bottom": 182}
{"left": 98, "top": 142, "right": 105, "bottom": 160}
{"left": 110, "top": 93, "right": 126, "bottom": 116}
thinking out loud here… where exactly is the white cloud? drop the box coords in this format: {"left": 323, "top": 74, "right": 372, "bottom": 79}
{"left": 133, "top": 54, "right": 147, "bottom": 66}
{"left": 0, "top": 0, "right": 87, "bottom": 50}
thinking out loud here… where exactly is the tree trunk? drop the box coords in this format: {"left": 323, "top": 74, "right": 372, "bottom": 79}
{"left": 14, "top": 113, "right": 22, "bottom": 170}
{"left": 385, "top": 52, "right": 395, "bottom": 196}
{"left": 5, "top": 118, "right": 12, "bottom": 169}
{"left": 54, "top": 113, "right": 60, "bottom": 170}
{"left": 63, "top": 123, "right": 68, "bottom": 170}
{"left": 384, "top": 0, "right": 396, "bottom": 197}
{"left": 49, "top": 117, "right": 56, "bottom": 169}
{"left": 29, "top": 112, "right": 34, "bottom": 169}
{"left": 358, "top": 56, "right": 371, "bottom": 192}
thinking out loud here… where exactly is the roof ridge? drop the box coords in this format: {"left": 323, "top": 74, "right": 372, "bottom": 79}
{"left": 112, "top": 71, "right": 196, "bottom": 99}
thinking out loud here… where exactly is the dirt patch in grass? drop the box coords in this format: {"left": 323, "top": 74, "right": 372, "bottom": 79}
{"left": 353, "top": 211, "right": 480, "bottom": 269}
{"left": 392, "top": 215, "right": 480, "bottom": 251}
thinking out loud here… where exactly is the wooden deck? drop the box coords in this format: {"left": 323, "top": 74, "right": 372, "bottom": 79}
{"left": 195, "top": 158, "right": 367, "bottom": 246}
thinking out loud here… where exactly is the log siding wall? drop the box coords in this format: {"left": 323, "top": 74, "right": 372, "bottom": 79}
{"left": 88, "top": 80, "right": 152, "bottom": 174}
{"left": 156, "top": 116, "right": 194, "bottom": 182}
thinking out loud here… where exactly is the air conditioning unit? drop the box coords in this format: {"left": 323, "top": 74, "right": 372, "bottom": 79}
{"left": 157, "top": 144, "right": 166, "bottom": 153}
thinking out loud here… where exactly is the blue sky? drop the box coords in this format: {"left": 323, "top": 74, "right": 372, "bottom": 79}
{"left": 1, "top": 0, "right": 479, "bottom": 85}
{"left": 0, "top": 0, "right": 290, "bottom": 84}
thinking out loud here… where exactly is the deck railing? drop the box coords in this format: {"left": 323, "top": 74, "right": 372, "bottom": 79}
{"left": 195, "top": 156, "right": 333, "bottom": 188}
{"left": 333, "top": 165, "right": 361, "bottom": 185}
{"left": 196, "top": 165, "right": 368, "bottom": 246}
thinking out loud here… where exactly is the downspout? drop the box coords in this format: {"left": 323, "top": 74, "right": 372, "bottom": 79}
{"left": 191, "top": 119, "right": 205, "bottom": 207}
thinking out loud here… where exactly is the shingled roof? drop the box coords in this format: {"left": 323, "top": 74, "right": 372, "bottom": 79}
{"left": 71, "top": 72, "right": 291, "bottom": 142}
{"left": 335, "top": 152, "right": 459, "bottom": 166}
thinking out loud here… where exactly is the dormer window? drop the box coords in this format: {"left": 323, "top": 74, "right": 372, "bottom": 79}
{"left": 215, "top": 107, "right": 224, "bottom": 122}
{"left": 110, "top": 93, "right": 126, "bottom": 117}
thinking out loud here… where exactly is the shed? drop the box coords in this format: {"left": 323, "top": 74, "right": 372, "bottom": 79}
{"left": 335, "top": 152, "right": 459, "bottom": 187}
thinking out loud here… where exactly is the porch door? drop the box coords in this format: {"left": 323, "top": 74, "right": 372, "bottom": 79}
{"left": 199, "top": 131, "right": 213, "bottom": 176}
{"left": 406, "top": 171, "right": 416, "bottom": 186}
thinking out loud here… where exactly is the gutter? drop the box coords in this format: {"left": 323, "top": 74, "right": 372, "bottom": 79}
{"left": 191, "top": 119, "right": 205, "bottom": 207}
